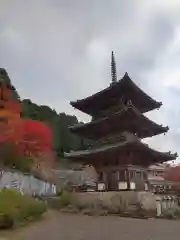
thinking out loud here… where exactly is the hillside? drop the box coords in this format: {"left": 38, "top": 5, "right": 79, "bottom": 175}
{"left": 0, "top": 68, "right": 89, "bottom": 160}
{"left": 21, "top": 99, "right": 85, "bottom": 158}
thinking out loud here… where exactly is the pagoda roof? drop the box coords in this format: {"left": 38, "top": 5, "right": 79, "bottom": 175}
{"left": 64, "top": 135, "right": 177, "bottom": 164}
{"left": 70, "top": 73, "right": 162, "bottom": 116}
{"left": 69, "top": 105, "right": 169, "bottom": 139}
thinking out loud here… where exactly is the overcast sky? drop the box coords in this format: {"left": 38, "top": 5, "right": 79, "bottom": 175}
{"left": 1, "top": 0, "right": 180, "bottom": 160}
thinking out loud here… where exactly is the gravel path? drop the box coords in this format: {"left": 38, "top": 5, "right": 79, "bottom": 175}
{"left": 4, "top": 213, "right": 180, "bottom": 240}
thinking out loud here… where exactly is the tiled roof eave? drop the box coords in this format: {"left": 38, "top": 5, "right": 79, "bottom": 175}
{"left": 65, "top": 139, "right": 177, "bottom": 161}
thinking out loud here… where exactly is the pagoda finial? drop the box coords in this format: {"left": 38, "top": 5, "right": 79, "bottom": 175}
{"left": 111, "top": 51, "right": 117, "bottom": 83}
{"left": 124, "top": 72, "right": 129, "bottom": 77}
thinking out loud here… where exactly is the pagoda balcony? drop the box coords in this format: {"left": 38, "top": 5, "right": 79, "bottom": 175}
{"left": 91, "top": 98, "right": 129, "bottom": 120}
{"left": 76, "top": 132, "right": 139, "bottom": 152}
{"left": 70, "top": 105, "right": 169, "bottom": 140}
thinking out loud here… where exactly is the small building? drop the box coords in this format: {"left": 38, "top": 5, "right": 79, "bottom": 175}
{"left": 148, "top": 164, "right": 166, "bottom": 179}
{"left": 148, "top": 164, "right": 180, "bottom": 194}
{"left": 65, "top": 52, "right": 177, "bottom": 192}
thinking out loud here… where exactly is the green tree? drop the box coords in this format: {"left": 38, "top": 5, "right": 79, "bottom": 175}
{"left": 21, "top": 99, "right": 85, "bottom": 159}
{"left": 0, "top": 68, "right": 88, "bottom": 162}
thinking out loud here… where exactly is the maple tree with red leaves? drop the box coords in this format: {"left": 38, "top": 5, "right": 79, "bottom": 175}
{"left": 0, "top": 118, "right": 55, "bottom": 172}
{"left": 0, "top": 119, "right": 53, "bottom": 157}
{"left": 20, "top": 119, "right": 53, "bottom": 154}
{"left": 0, "top": 70, "right": 57, "bottom": 178}
{"left": 0, "top": 82, "right": 54, "bottom": 171}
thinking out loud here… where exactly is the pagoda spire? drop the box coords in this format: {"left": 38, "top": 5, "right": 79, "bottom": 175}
{"left": 111, "top": 51, "right": 117, "bottom": 83}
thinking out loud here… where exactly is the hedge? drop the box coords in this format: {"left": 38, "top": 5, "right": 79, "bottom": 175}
{"left": 0, "top": 188, "right": 47, "bottom": 229}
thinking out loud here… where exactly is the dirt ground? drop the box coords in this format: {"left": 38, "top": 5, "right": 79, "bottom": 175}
{"left": 2, "top": 212, "right": 180, "bottom": 240}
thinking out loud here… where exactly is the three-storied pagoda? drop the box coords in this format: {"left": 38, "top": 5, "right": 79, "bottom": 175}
{"left": 65, "top": 52, "right": 178, "bottom": 191}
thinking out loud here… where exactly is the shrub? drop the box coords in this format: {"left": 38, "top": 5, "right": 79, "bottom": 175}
{"left": 59, "top": 190, "right": 71, "bottom": 207}
{"left": 0, "top": 188, "right": 47, "bottom": 229}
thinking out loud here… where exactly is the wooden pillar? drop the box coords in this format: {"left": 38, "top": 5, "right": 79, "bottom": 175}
{"left": 126, "top": 151, "right": 132, "bottom": 190}
{"left": 126, "top": 168, "right": 130, "bottom": 190}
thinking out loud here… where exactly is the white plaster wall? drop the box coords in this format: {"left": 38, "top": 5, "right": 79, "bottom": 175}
{"left": 0, "top": 170, "right": 56, "bottom": 196}
{"left": 118, "top": 182, "right": 127, "bottom": 190}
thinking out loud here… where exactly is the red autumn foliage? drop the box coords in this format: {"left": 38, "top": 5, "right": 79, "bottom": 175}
{"left": 0, "top": 118, "right": 53, "bottom": 159}
{"left": 5, "top": 101, "right": 21, "bottom": 114}
{"left": 164, "top": 165, "right": 180, "bottom": 182}
{"left": 0, "top": 86, "right": 20, "bottom": 109}
{"left": 20, "top": 120, "right": 53, "bottom": 156}
{"left": 0, "top": 82, "right": 54, "bottom": 164}
{"left": 0, "top": 119, "right": 23, "bottom": 144}
{"left": 0, "top": 84, "right": 11, "bottom": 100}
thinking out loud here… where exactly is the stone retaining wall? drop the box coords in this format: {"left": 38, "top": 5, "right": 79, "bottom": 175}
{"left": 0, "top": 170, "right": 57, "bottom": 196}
{"left": 72, "top": 191, "right": 179, "bottom": 217}
{"left": 72, "top": 191, "right": 157, "bottom": 216}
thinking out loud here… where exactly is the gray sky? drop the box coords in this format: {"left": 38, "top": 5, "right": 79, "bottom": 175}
{"left": 1, "top": 0, "right": 180, "bottom": 160}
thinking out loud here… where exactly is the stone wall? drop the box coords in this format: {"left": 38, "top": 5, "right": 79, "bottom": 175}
{"left": 72, "top": 191, "right": 157, "bottom": 216}
{"left": 72, "top": 191, "right": 179, "bottom": 217}
{"left": 0, "top": 170, "right": 57, "bottom": 196}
